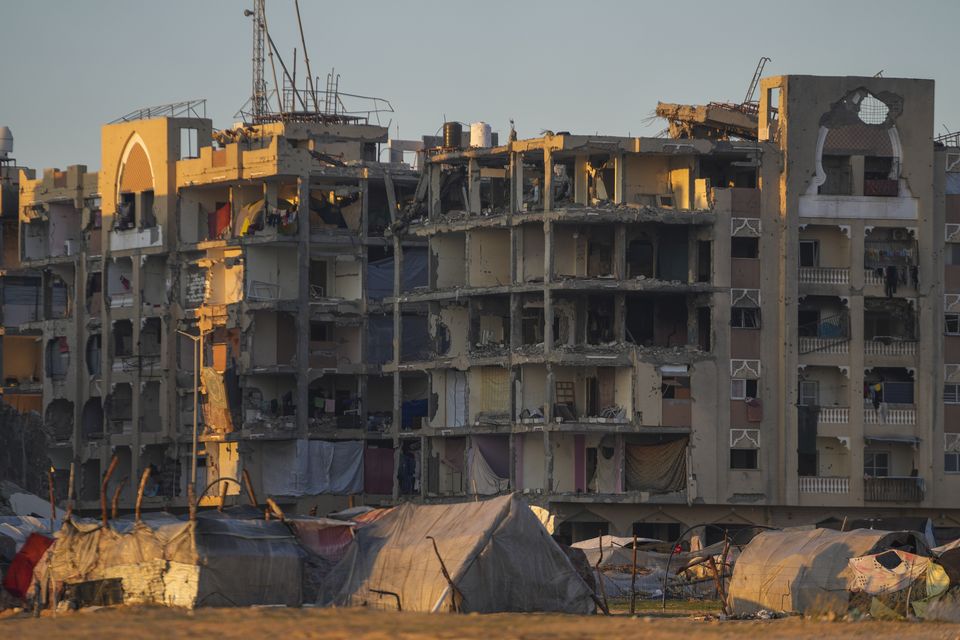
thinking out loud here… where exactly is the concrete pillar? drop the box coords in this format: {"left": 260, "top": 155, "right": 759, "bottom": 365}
{"left": 614, "top": 152, "right": 626, "bottom": 205}
{"left": 296, "top": 177, "right": 310, "bottom": 437}
{"left": 543, "top": 149, "right": 554, "bottom": 212}
{"left": 468, "top": 158, "right": 481, "bottom": 215}
{"left": 543, "top": 221, "right": 554, "bottom": 356}
{"left": 614, "top": 223, "right": 627, "bottom": 279}
{"left": 574, "top": 155, "right": 588, "bottom": 205}
{"left": 428, "top": 163, "right": 441, "bottom": 221}
{"left": 848, "top": 220, "right": 866, "bottom": 503}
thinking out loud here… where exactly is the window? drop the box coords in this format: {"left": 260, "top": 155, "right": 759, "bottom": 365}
{"left": 731, "top": 378, "right": 758, "bottom": 400}
{"left": 948, "top": 245, "right": 960, "bottom": 266}
{"left": 947, "top": 313, "right": 960, "bottom": 335}
{"left": 864, "top": 451, "right": 889, "bottom": 477}
{"left": 662, "top": 376, "right": 691, "bottom": 399}
{"left": 730, "top": 449, "right": 758, "bottom": 469}
{"left": 947, "top": 452, "right": 960, "bottom": 474}
{"left": 799, "top": 240, "right": 820, "bottom": 267}
{"left": 946, "top": 384, "right": 960, "bottom": 405}
{"left": 731, "top": 307, "right": 761, "bottom": 329}
{"left": 180, "top": 127, "right": 199, "bottom": 160}
{"left": 731, "top": 237, "right": 759, "bottom": 259}
{"left": 799, "top": 381, "right": 819, "bottom": 406}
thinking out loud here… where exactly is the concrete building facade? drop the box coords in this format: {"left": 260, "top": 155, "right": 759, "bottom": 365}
{"left": 14, "top": 74, "right": 960, "bottom": 540}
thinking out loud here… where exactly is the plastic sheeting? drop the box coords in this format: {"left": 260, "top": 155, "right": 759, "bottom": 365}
{"left": 466, "top": 445, "right": 509, "bottom": 496}
{"left": 366, "top": 249, "right": 428, "bottom": 301}
{"left": 625, "top": 438, "right": 687, "bottom": 493}
{"left": 40, "top": 517, "right": 303, "bottom": 608}
{"left": 260, "top": 439, "right": 363, "bottom": 497}
{"left": 728, "top": 527, "right": 929, "bottom": 616}
{"left": 318, "top": 494, "right": 595, "bottom": 613}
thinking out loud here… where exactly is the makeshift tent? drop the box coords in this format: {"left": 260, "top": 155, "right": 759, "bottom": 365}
{"left": 728, "top": 527, "right": 928, "bottom": 616}
{"left": 319, "top": 494, "right": 596, "bottom": 613}
{"left": 3, "top": 532, "right": 53, "bottom": 599}
{"left": 260, "top": 439, "right": 363, "bottom": 496}
{"left": 39, "top": 517, "right": 303, "bottom": 608}
{"left": 572, "top": 535, "right": 731, "bottom": 598}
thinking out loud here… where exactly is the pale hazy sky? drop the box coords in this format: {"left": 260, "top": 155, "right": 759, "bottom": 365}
{"left": 2, "top": 0, "right": 958, "bottom": 171}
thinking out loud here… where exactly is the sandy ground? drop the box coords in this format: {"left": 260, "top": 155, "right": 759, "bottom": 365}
{"left": 3, "top": 606, "right": 960, "bottom": 640}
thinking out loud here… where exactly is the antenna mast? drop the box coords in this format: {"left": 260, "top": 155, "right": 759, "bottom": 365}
{"left": 244, "top": 1, "right": 269, "bottom": 121}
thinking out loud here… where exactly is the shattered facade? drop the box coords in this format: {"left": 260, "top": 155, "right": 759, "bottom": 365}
{"left": 16, "top": 74, "right": 960, "bottom": 540}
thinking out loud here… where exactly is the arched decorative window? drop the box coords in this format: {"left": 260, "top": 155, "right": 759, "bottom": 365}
{"left": 808, "top": 88, "right": 906, "bottom": 198}
{"left": 115, "top": 135, "right": 157, "bottom": 230}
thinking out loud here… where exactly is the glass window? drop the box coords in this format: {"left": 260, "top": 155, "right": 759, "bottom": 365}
{"left": 864, "top": 451, "right": 889, "bottom": 477}
{"left": 730, "top": 449, "right": 759, "bottom": 469}
{"left": 946, "top": 452, "right": 960, "bottom": 474}
{"left": 731, "top": 307, "right": 761, "bottom": 329}
{"left": 947, "top": 314, "right": 960, "bottom": 335}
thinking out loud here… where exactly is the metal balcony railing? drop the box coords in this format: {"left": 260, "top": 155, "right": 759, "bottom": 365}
{"left": 864, "top": 476, "right": 924, "bottom": 502}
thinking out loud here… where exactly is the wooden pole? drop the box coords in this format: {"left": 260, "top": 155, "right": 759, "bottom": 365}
{"left": 111, "top": 477, "right": 129, "bottom": 520}
{"left": 595, "top": 534, "right": 609, "bottom": 615}
{"left": 217, "top": 479, "right": 228, "bottom": 512}
{"left": 630, "top": 534, "right": 638, "bottom": 614}
{"left": 46, "top": 468, "right": 56, "bottom": 530}
{"left": 100, "top": 455, "right": 119, "bottom": 528}
{"left": 266, "top": 497, "right": 285, "bottom": 522}
{"left": 187, "top": 483, "right": 196, "bottom": 521}
{"left": 242, "top": 468, "right": 258, "bottom": 507}
{"left": 134, "top": 467, "right": 151, "bottom": 524}
{"left": 65, "top": 462, "right": 75, "bottom": 522}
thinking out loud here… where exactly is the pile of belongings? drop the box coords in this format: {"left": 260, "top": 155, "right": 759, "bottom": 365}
{"left": 572, "top": 535, "right": 736, "bottom": 600}
{"left": 846, "top": 540, "right": 960, "bottom": 620}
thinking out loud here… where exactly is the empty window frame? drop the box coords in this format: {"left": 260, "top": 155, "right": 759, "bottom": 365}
{"left": 947, "top": 313, "right": 960, "bottom": 335}
{"left": 730, "top": 449, "right": 758, "bottom": 469}
{"left": 730, "top": 378, "right": 758, "bottom": 400}
{"left": 799, "top": 240, "right": 820, "bottom": 268}
{"left": 731, "top": 307, "right": 761, "bottom": 329}
{"left": 946, "top": 384, "right": 960, "bottom": 405}
{"left": 798, "top": 380, "right": 819, "bottom": 406}
{"left": 731, "top": 237, "right": 759, "bottom": 259}
{"left": 864, "top": 451, "right": 889, "bottom": 477}
{"left": 946, "top": 452, "right": 960, "bottom": 474}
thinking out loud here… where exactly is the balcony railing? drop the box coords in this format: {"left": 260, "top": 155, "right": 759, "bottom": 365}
{"left": 799, "top": 267, "right": 849, "bottom": 285}
{"left": 864, "top": 407, "right": 916, "bottom": 425}
{"left": 864, "top": 476, "right": 924, "bottom": 502}
{"left": 817, "top": 407, "right": 849, "bottom": 424}
{"left": 864, "top": 339, "right": 917, "bottom": 357}
{"left": 798, "top": 336, "right": 849, "bottom": 355}
{"left": 799, "top": 476, "right": 849, "bottom": 494}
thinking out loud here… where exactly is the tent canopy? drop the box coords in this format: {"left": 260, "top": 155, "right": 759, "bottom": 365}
{"left": 319, "top": 494, "right": 595, "bottom": 614}
{"left": 728, "top": 527, "right": 928, "bottom": 616}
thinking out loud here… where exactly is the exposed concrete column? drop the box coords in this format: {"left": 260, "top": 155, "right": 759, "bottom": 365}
{"left": 574, "top": 155, "right": 588, "bottom": 206}
{"left": 296, "top": 177, "right": 310, "bottom": 437}
{"left": 543, "top": 429, "right": 554, "bottom": 494}
{"left": 391, "top": 233, "right": 404, "bottom": 502}
{"left": 543, "top": 149, "right": 554, "bottom": 212}
{"left": 614, "top": 223, "right": 626, "bottom": 279}
{"left": 510, "top": 293, "right": 522, "bottom": 350}
{"left": 428, "top": 163, "right": 441, "bottom": 221}
{"left": 614, "top": 152, "right": 626, "bottom": 205}
{"left": 543, "top": 221, "right": 554, "bottom": 357}
{"left": 420, "top": 435, "right": 430, "bottom": 498}
{"left": 468, "top": 158, "right": 481, "bottom": 215}
{"left": 848, "top": 219, "right": 866, "bottom": 504}
{"left": 512, "top": 152, "right": 524, "bottom": 214}
{"left": 687, "top": 228, "right": 698, "bottom": 284}
{"left": 614, "top": 294, "right": 626, "bottom": 343}
{"left": 358, "top": 176, "right": 370, "bottom": 427}
{"left": 508, "top": 431, "right": 517, "bottom": 491}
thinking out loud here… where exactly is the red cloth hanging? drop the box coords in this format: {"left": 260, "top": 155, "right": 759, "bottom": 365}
{"left": 2, "top": 533, "right": 54, "bottom": 600}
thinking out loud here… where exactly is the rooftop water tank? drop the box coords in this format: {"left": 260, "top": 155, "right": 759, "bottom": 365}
{"left": 442, "top": 121, "right": 462, "bottom": 149}
{"left": 0, "top": 127, "right": 12, "bottom": 158}
{"left": 470, "top": 122, "right": 492, "bottom": 148}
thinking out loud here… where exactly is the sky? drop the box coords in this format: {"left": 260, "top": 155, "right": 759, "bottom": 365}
{"left": 2, "top": 0, "right": 958, "bottom": 171}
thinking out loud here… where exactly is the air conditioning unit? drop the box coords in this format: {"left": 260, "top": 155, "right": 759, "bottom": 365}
{"left": 892, "top": 229, "right": 908, "bottom": 241}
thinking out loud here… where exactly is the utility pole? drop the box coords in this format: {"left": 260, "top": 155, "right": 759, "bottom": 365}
{"left": 177, "top": 329, "right": 208, "bottom": 487}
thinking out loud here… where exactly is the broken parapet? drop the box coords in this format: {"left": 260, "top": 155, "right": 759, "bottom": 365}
{"left": 656, "top": 102, "right": 759, "bottom": 141}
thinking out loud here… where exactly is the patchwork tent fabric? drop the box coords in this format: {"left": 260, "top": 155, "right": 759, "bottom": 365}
{"left": 39, "top": 517, "right": 303, "bottom": 608}
{"left": 625, "top": 439, "right": 687, "bottom": 493}
{"left": 728, "top": 527, "right": 928, "bottom": 615}
{"left": 319, "top": 494, "right": 595, "bottom": 613}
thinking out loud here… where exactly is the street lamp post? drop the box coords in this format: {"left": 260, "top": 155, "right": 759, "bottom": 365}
{"left": 177, "top": 329, "right": 208, "bottom": 487}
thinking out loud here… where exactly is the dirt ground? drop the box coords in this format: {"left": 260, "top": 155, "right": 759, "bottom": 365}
{"left": 3, "top": 605, "right": 960, "bottom": 640}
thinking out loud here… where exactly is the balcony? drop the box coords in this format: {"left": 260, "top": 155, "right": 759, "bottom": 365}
{"left": 799, "top": 267, "right": 849, "bottom": 285}
{"left": 799, "top": 476, "right": 849, "bottom": 494}
{"left": 864, "top": 338, "right": 917, "bottom": 357}
{"left": 798, "top": 337, "right": 849, "bottom": 355}
{"left": 817, "top": 407, "right": 849, "bottom": 424}
{"left": 864, "top": 407, "right": 916, "bottom": 425}
{"left": 864, "top": 476, "right": 924, "bottom": 502}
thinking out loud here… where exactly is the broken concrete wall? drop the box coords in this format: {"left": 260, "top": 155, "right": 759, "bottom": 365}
{"left": 467, "top": 229, "right": 510, "bottom": 287}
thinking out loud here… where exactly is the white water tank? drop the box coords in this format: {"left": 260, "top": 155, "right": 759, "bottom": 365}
{"left": 0, "top": 127, "right": 12, "bottom": 158}
{"left": 469, "top": 121, "right": 492, "bottom": 148}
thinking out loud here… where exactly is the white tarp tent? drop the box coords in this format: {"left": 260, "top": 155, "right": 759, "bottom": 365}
{"left": 319, "top": 494, "right": 596, "bottom": 613}
{"left": 260, "top": 439, "right": 363, "bottom": 496}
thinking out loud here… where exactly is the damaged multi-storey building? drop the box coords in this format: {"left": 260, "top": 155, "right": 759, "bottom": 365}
{"left": 15, "top": 73, "right": 960, "bottom": 542}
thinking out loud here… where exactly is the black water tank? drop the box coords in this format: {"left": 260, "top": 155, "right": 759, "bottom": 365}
{"left": 443, "top": 121, "right": 462, "bottom": 149}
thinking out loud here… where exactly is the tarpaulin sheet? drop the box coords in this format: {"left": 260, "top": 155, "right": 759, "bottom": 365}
{"left": 625, "top": 438, "right": 687, "bottom": 493}
{"left": 3, "top": 532, "right": 53, "bottom": 599}
{"left": 728, "top": 527, "right": 929, "bottom": 616}
{"left": 364, "top": 447, "right": 394, "bottom": 495}
{"left": 467, "top": 445, "right": 509, "bottom": 496}
{"left": 318, "top": 494, "right": 595, "bottom": 613}
{"left": 288, "top": 518, "right": 355, "bottom": 562}
{"left": 260, "top": 439, "right": 363, "bottom": 497}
